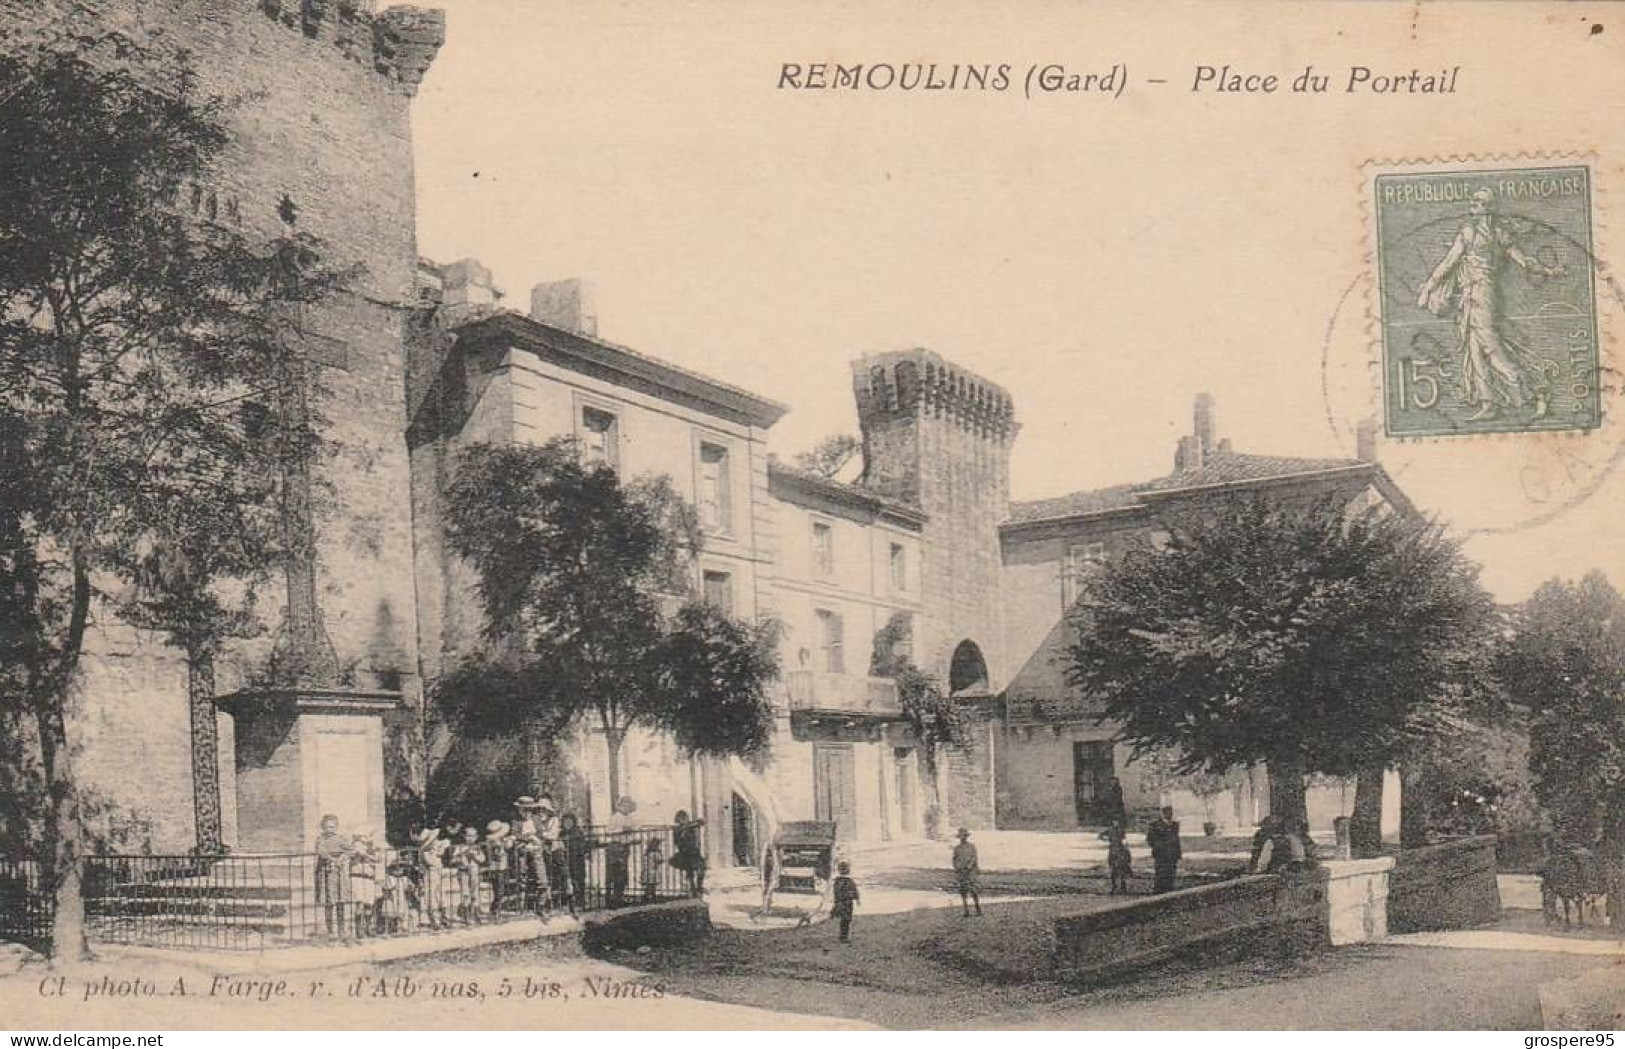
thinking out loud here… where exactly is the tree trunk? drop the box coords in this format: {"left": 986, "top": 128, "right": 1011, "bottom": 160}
{"left": 1350, "top": 764, "right": 1386, "bottom": 858}
{"left": 36, "top": 698, "right": 87, "bottom": 962}
{"left": 1267, "top": 754, "right": 1309, "bottom": 832}
{"left": 604, "top": 727, "right": 625, "bottom": 812}
{"left": 187, "top": 646, "right": 223, "bottom": 853}
{"left": 38, "top": 552, "right": 92, "bottom": 962}
{"left": 1400, "top": 761, "right": 1431, "bottom": 849}
{"left": 1602, "top": 798, "right": 1625, "bottom": 938}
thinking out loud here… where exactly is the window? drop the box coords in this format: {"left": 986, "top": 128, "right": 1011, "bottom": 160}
{"left": 581, "top": 406, "right": 619, "bottom": 470}
{"left": 816, "top": 609, "right": 845, "bottom": 674}
{"left": 1063, "top": 541, "right": 1107, "bottom": 608}
{"left": 698, "top": 441, "right": 732, "bottom": 533}
{"left": 702, "top": 570, "right": 733, "bottom": 617}
{"left": 889, "top": 542, "right": 908, "bottom": 592}
{"left": 812, "top": 521, "right": 835, "bottom": 579}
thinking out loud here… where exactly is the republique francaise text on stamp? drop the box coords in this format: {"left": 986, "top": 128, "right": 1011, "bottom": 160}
{"left": 1373, "top": 163, "right": 1600, "bottom": 438}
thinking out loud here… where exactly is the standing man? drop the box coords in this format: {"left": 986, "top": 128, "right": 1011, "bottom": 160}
{"left": 831, "top": 860, "right": 861, "bottom": 943}
{"left": 1147, "top": 806, "right": 1183, "bottom": 893}
{"left": 951, "top": 828, "right": 983, "bottom": 917}
{"left": 604, "top": 794, "right": 637, "bottom": 908}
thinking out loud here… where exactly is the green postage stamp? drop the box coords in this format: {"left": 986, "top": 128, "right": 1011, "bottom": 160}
{"left": 1372, "top": 163, "right": 1600, "bottom": 438}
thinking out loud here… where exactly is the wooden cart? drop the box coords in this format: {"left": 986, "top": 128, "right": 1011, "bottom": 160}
{"left": 760, "top": 820, "right": 837, "bottom": 920}
{"left": 771, "top": 820, "right": 837, "bottom": 893}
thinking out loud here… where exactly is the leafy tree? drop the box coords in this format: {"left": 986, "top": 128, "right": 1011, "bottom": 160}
{"left": 791, "top": 434, "right": 862, "bottom": 479}
{"left": 1065, "top": 495, "right": 1496, "bottom": 850}
{"left": 0, "top": 42, "right": 346, "bottom": 958}
{"left": 871, "top": 612, "right": 968, "bottom": 839}
{"left": 436, "top": 439, "right": 779, "bottom": 809}
{"left": 1499, "top": 572, "right": 1625, "bottom": 850}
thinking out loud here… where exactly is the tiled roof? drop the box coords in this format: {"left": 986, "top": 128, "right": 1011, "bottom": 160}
{"left": 1004, "top": 452, "right": 1371, "bottom": 526}
{"left": 453, "top": 311, "right": 790, "bottom": 428}
{"left": 1003, "top": 482, "right": 1149, "bottom": 524}
{"left": 767, "top": 459, "right": 928, "bottom": 526}
{"left": 1139, "top": 452, "right": 1369, "bottom": 494}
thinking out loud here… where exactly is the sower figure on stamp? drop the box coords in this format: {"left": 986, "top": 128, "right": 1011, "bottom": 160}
{"left": 1147, "top": 806, "right": 1182, "bottom": 893}
{"left": 1416, "top": 187, "right": 1565, "bottom": 422}
{"left": 951, "top": 827, "right": 983, "bottom": 916}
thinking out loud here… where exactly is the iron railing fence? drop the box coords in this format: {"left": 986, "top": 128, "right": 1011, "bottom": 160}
{"left": 3, "top": 824, "right": 700, "bottom": 953}
{"left": 0, "top": 859, "right": 50, "bottom": 955}
{"left": 83, "top": 853, "right": 317, "bottom": 951}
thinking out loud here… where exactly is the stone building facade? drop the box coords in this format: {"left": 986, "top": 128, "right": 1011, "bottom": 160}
{"left": 405, "top": 268, "right": 984, "bottom": 859}
{"left": 996, "top": 397, "right": 1409, "bottom": 833}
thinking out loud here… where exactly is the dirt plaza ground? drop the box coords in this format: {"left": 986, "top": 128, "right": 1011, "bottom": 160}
{"left": 596, "top": 830, "right": 1620, "bottom": 1029}
{"left": 2, "top": 830, "right": 1619, "bottom": 1030}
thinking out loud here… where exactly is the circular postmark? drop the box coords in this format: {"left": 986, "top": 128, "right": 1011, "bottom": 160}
{"left": 1321, "top": 189, "right": 1625, "bottom": 537}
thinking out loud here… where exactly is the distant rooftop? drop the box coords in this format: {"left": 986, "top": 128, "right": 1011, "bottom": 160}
{"left": 1005, "top": 451, "right": 1374, "bottom": 527}
{"left": 767, "top": 458, "right": 928, "bottom": 528}
{"left": 1005, "top": 394, "right": 1390, "bottom": 529}
{"left": 423, "top": 256, "right": 788, "bottom": 430}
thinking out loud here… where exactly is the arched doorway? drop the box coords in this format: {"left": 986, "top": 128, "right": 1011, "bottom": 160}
{"left": 949, "top": 640, "right": 989, "bottom": 696}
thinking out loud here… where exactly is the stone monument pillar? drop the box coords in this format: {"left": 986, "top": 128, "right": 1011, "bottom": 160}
{"left": 216, "top": 235, "right": 400, "bottom": 853}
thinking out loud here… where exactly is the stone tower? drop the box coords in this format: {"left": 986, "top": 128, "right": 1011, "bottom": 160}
{"left": 852, "top": 349, "right": 1017, "bottom": 829}
{"left": 2, "top": 0, "right": 444, "bottom": 852}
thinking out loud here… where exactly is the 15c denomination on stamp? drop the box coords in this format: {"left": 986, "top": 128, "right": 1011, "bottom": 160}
{"left": 1372, "top": 163, "right": 1600, "bottom": 438}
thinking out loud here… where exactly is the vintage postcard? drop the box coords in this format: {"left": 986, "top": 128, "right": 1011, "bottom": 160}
{"left": 1, "top": 0, "right": 1623, "bottom": 1036}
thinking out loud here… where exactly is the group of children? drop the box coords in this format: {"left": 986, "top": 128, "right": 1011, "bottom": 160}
{"left": 309, "top": 796, "right": 710, "bottom": 939}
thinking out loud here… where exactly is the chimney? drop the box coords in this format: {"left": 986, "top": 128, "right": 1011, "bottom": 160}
{"left": 1194, "top": 392, "right": 1217, "bottom": 459}
{"left": 439, "top": 257, "right": 502, "bottom": 310}
{"left": 530, "top": 278, "right": 598, "bottom": 337}
{"left": 1175, "top": 434, "right": 1204, "bottom": 472}
{"left": 1356, "top": 418, "right": 1379, "bottom": 463}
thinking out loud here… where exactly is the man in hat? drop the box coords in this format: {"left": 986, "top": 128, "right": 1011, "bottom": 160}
{"left": 511, "top": 796, "right": 548, "bottom": 912}
{"left": 534, "top": 795, "right": 568, "bottom": 909}
{"left": 831, "top": 860, "right": 861, "bottom": 943}
{"left": 483, "top": 820, "right": 511, "bottom": 916}
{"left": 1147, "top": 806, "right": 1183, "bottom": 893}
{"left": 511, "top": 796, "right": 538, "bottom": 838}
{"left": 951, "top": 828, "right": 982, "bottom": 916}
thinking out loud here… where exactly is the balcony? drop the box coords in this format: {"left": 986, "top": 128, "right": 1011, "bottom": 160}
{"left": 784, "top": 670, "right": 903, "bottom": 721}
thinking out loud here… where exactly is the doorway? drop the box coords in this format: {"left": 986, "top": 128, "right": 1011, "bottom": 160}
{"left": 1073, "top": 741, "right": 1117, "bottom": 826}
{"left": 893, "top": 748, "right": 916, "bottom": 836}
{"left": 813, "top": 744, "right": 857, "bottom": 841}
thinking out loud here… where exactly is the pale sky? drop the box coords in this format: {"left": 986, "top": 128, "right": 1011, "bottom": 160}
{"left": 411, "top": 1, "right": 1625, "bottom": 602}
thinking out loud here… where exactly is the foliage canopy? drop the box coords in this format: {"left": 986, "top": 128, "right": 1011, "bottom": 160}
{"left": 1065, "top": 495, "right": 1497, "bottom": 793}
